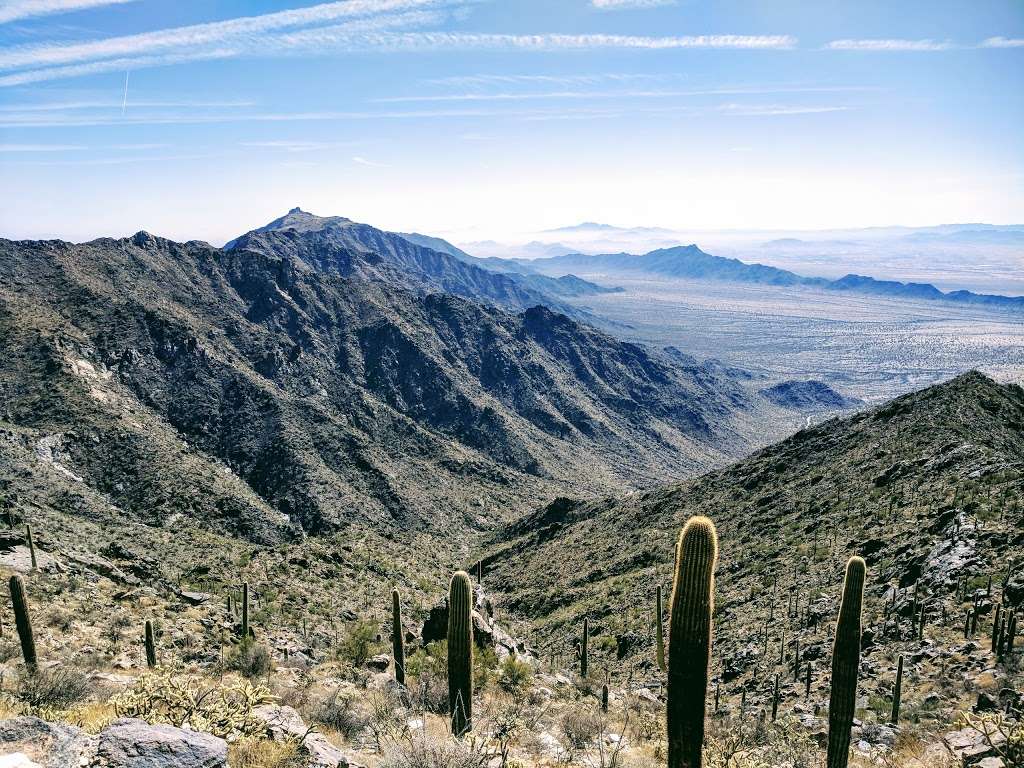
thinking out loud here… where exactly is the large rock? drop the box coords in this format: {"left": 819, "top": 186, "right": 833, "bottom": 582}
{"left": 253, "top": 704, "right": 361, "bottom": 768}
{"left": 0, "top": 717, "right": 91, "bottom": 768}
{"left": 96, "top": 718, "right": 227, "bottom": 767}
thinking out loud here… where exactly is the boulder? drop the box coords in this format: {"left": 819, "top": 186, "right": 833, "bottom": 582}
{"left": 0, "top": 717, "right": 91, "bottom": 768}
{"left": 96, "top": 719, "right": 227, "bottom": 767}
{"left": 253, "top": 704, "right": 362, "bottom": 768}
{"left": 365, "top": 654, "right": 391, "bottom": 672}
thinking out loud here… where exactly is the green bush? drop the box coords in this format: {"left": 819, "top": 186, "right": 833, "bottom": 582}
{"left": 224, "top": 637, "right": 273, "bottom": 679}
{"left": 339, "top": 619, "right": 380, "bottom": 667}
{"left": 496, "top": 656, "right": 533, "bottom": 693}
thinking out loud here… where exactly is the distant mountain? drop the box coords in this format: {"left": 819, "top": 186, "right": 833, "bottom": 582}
{"left": 521, "top": 244, "right": 814, "bottom": 287}
{"left": 392, "top": 231, "right": 618, "bottom": 298}
{"left": 544, "top": 222, "right": 676, "bottom": 236}
{"left": 395, "top": 232, "right": 476, "bottom": 262}
{"left": 0, "top": 224, "right": 800, "bottom": 547}
{"left": 901, "top": 228, "right": 1024, "bottom": 245}
{"left": 520, "top": 244, "right": 1024, "bottom": 309}
{"left": 758, "top": 380, "right": 863, "bottom": 411}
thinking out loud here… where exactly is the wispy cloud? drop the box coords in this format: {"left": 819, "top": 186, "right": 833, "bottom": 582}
{"left": 0, "top": 142, "right": 85, "bottom": 151}
{"left": 0, "top": 0, "right": 137, "bottom": 25}
{"left": 241, "top": 139, "right": 356, "bottom": 152}
{"left": 591, "top": 0, "right": 676, "bottom": 10}
{"left": 718, "top": 103, "right": 850, "bottom": 116}
{"left": 352, "top": 155, "right": 390, "bottom": 167}
{"left": 424, "top": 72, "right": 681, "bottom": 88}
{"left": 980, "top": 37, "right": 1024, "bottom": 48}
{"left": 0, "top": 0, "right": 463, "bottom": 70}
{"left": 0, "top": 97, "right": 857, "bottom": 129}
{"left": 0, "top": 0, "right": 799, "bottom": 87}
{"left": 825, "top": 38, "right": 955, "bottom": 52}
{"left": 375, "top": 84, "right": 875, "bottom": 103}
{"left": 352, "top": 32, "right": 799, "bottom": 52}
{"left": 0, "top": 98, "right": 255, "bottom": 111}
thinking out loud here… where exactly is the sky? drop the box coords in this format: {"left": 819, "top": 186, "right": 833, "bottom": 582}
{"left": 1, "top": 0, "right": 1022, "bottom": 245}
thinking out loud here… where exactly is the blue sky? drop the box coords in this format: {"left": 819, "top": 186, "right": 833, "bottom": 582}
{"left": 1, "top": 0, "right": 1022, "bottom": 244}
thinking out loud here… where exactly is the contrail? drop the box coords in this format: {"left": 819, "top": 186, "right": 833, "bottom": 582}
{"left": 121, "top": 69, "right": 129, "bottom": 114}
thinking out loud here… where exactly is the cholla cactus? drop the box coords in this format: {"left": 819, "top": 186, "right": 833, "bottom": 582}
{"left": 111, "top": 671, "right": 274, "bottom": 739}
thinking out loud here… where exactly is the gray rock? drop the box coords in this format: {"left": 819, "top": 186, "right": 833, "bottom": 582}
{"left": 96, "top": 718, "right": 227, "bottom": 767}
{"left": 0, "top": 717, "right": 92, "bottom": 768}
{"left": 253, "top": 704, "right": 361, "bottom": 768}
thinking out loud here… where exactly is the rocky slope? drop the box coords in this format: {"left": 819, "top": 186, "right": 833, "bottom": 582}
{"left": 0, "top": 224, "right": 805, "bottom": 548}
{"left": 482, "top": 371, "right": 1023, "bottom": 731}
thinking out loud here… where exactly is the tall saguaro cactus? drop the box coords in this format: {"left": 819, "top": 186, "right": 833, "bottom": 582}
{"left": 581, "top": 617, "right": 589, "bottom": 678}
{"left": 9, "top": 575, "right": 37, "bottom": 668}
{"left": 667, "top": 515, "right": 718, "bottom": 768}
{"left": 241, "top": 582, "right": 250, "bottom": 639}
{"left": 890, "top": 655, "right": 903, "bottom": 724}
{"left": 656, "top": 584, "right": 666, "bottom": 672}
{"left": 145, "top": 620, "right": 158, "bottom": 668}
{"left": 392, "top": 588, "right": 406, "bottom": 685}
{"left": 448, "top": 570, "right": 474, "bottom": 737}
{"left": 827, "top": 556, "right": 867, "bottom": 768}
{"left": 26, "top": 525, "right": 37, "bottom": 571}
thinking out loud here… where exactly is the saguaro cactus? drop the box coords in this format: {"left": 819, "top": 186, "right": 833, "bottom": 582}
{"left": 581, "top": 617, "right": 589, "bottom": 678}
{"left": 26, "top": 524, "right": 37, "bottom": 571}
{"left": 771, "top": 673, "right": 780, "bottom": 721}
{"left": 392, "top": 588, "right": 406, "bottom": 685}
{"left": 667, "top": 515, "right": 718, "bottom": 768}
{"left": 827, "top": 556, "right": 866, "bottom": 768}
{"left": 656, "top": 584, "right": 666, "bottom": 672}
{"left": 448, "top": 570, "right": 474, "bottom": 737}
{"left": 601, "top": 683, "right": 609, "bottom": 713}
{"left": 9, "top": 575, "right": 36, "bottom": 668}
{"left": 890, "top": 655, "right": 903, "bottom": 724}
{"left": 145, "top": 619, "right": 157, "bottom": 668}
{"left": 241, "top": 582, "right": 250, "bottom": 639}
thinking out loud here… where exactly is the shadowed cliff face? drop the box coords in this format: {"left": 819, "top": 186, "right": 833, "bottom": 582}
{"left": 0, "top": 226, "right": 791, "bottom": 543}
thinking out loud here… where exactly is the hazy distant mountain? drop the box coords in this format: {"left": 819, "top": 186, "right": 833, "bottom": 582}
{"left": 519, "top": 243, "right": 1024, "bottom": 309}
{"left": 395, "top": 231, "right": 477, "bottom": 262}
{"left": 392, "top": 231, "right": 618, "bottom": 297}
{"left": 544, "top": 222, "right": 676, "bottom": 236}
{"left": 758, "top": 380, "right": 863, "bottom": 410}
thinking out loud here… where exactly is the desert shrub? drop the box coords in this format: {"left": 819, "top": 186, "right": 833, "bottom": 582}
{"left": 13, "top": 667, "right": 90, "bottom": 711}
{"left": 339, "top": 619, "right": 380, "bottom": 666}
{"left": 559, "top": 705, "right": 602, "bottom": 753}
{"left": 229, "top": 737, "right": 306, "bottom": 768}
{"left": 381, "top": 735, "right": 489, "bottom": 768}
{"left": 407, "top": 641, "right": 449, "bottom": 714}
{"left": 496, "top": 656, "right": 533, "bottom": 693}
{"left": 314, "top": 688, "right": 369, "bottom": 740}
{"left": 111, "top": 671, "right": 273, "bottom": 738}
{"left": 224, "top": 637, "right": 273, "bottom": 679}
{"left": 474, "top": 645, "right": 499, "bottom": 692}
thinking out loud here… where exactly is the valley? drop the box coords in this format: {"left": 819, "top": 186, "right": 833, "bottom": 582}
{"left": 567, "top": 275, "right": 1024, "bottom": 402}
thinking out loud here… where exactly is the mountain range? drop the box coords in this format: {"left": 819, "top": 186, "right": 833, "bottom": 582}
{"left": 509, "top": 244, "right": 1024, "bottom": 309}
{"left": 1, "top": 211, "right": 856, "bottom": 552}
